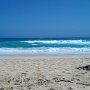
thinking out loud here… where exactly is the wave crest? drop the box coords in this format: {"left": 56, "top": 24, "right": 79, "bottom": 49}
{"left": 22, "top": 40, "right": 90, "bottom": 45}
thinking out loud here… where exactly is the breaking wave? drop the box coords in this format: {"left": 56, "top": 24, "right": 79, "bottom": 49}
{"left": 22, "top": 40, "right": 90, "bottom": 45}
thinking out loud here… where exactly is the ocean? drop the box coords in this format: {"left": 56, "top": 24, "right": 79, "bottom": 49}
{"left": 0, "top": 38, "right": 90, "bottom": 56}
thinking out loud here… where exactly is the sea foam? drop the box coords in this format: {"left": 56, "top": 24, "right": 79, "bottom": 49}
{"left": 22, "top": 40, "right": 90, "bottom": 45}
{"left": 0, "top": 47, "right": 90, "bottom": 56}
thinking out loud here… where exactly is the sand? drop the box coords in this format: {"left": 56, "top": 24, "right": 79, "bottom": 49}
{"left": 0, "top": 56, "right": 90, "bottom": 90}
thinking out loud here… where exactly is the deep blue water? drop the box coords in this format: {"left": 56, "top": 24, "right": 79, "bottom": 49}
{"left": 0, "top": 38, "right": 90, "bottom": 55}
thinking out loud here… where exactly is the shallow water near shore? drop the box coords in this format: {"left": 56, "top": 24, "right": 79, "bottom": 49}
{"left": 0, "top": 38, "right": 90, "bottom": 56}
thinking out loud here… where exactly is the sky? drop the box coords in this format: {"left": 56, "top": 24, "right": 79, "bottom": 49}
{"left": 0, "top": 0, "right": 90, "bottom": 38}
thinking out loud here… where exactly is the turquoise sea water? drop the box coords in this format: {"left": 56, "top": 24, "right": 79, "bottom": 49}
{"left": 0, "top": 38, "right": 90, "bottom": 55}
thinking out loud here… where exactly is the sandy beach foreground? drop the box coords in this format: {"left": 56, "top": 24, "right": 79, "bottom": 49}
{"left": 0, "top": 56, "right": 90, "bottom": 90}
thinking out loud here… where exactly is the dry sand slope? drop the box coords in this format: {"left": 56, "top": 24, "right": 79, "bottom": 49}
{"left": 0, "top": 56, "right": 90, "bottom": 90}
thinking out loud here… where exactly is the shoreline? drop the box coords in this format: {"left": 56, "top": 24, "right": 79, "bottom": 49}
{"left": 0, "top": 54, "right": 90, "bottom": 58}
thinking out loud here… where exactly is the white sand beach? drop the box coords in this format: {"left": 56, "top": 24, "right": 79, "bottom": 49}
{"left": 0, "top": 56, "right": 90, "bottom": 90}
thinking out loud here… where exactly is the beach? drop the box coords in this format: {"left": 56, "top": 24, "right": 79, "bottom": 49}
{"left": 0, "top": 56, "right": 90, "bottom": 90}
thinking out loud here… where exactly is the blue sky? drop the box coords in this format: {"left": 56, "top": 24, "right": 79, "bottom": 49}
{"left": 0, "top": 0, "right": 90, "bottom": 38}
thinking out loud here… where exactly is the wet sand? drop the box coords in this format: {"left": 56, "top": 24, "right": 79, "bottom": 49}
{"left": 0, "top": 56, "right": 90, "bottom": 90}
